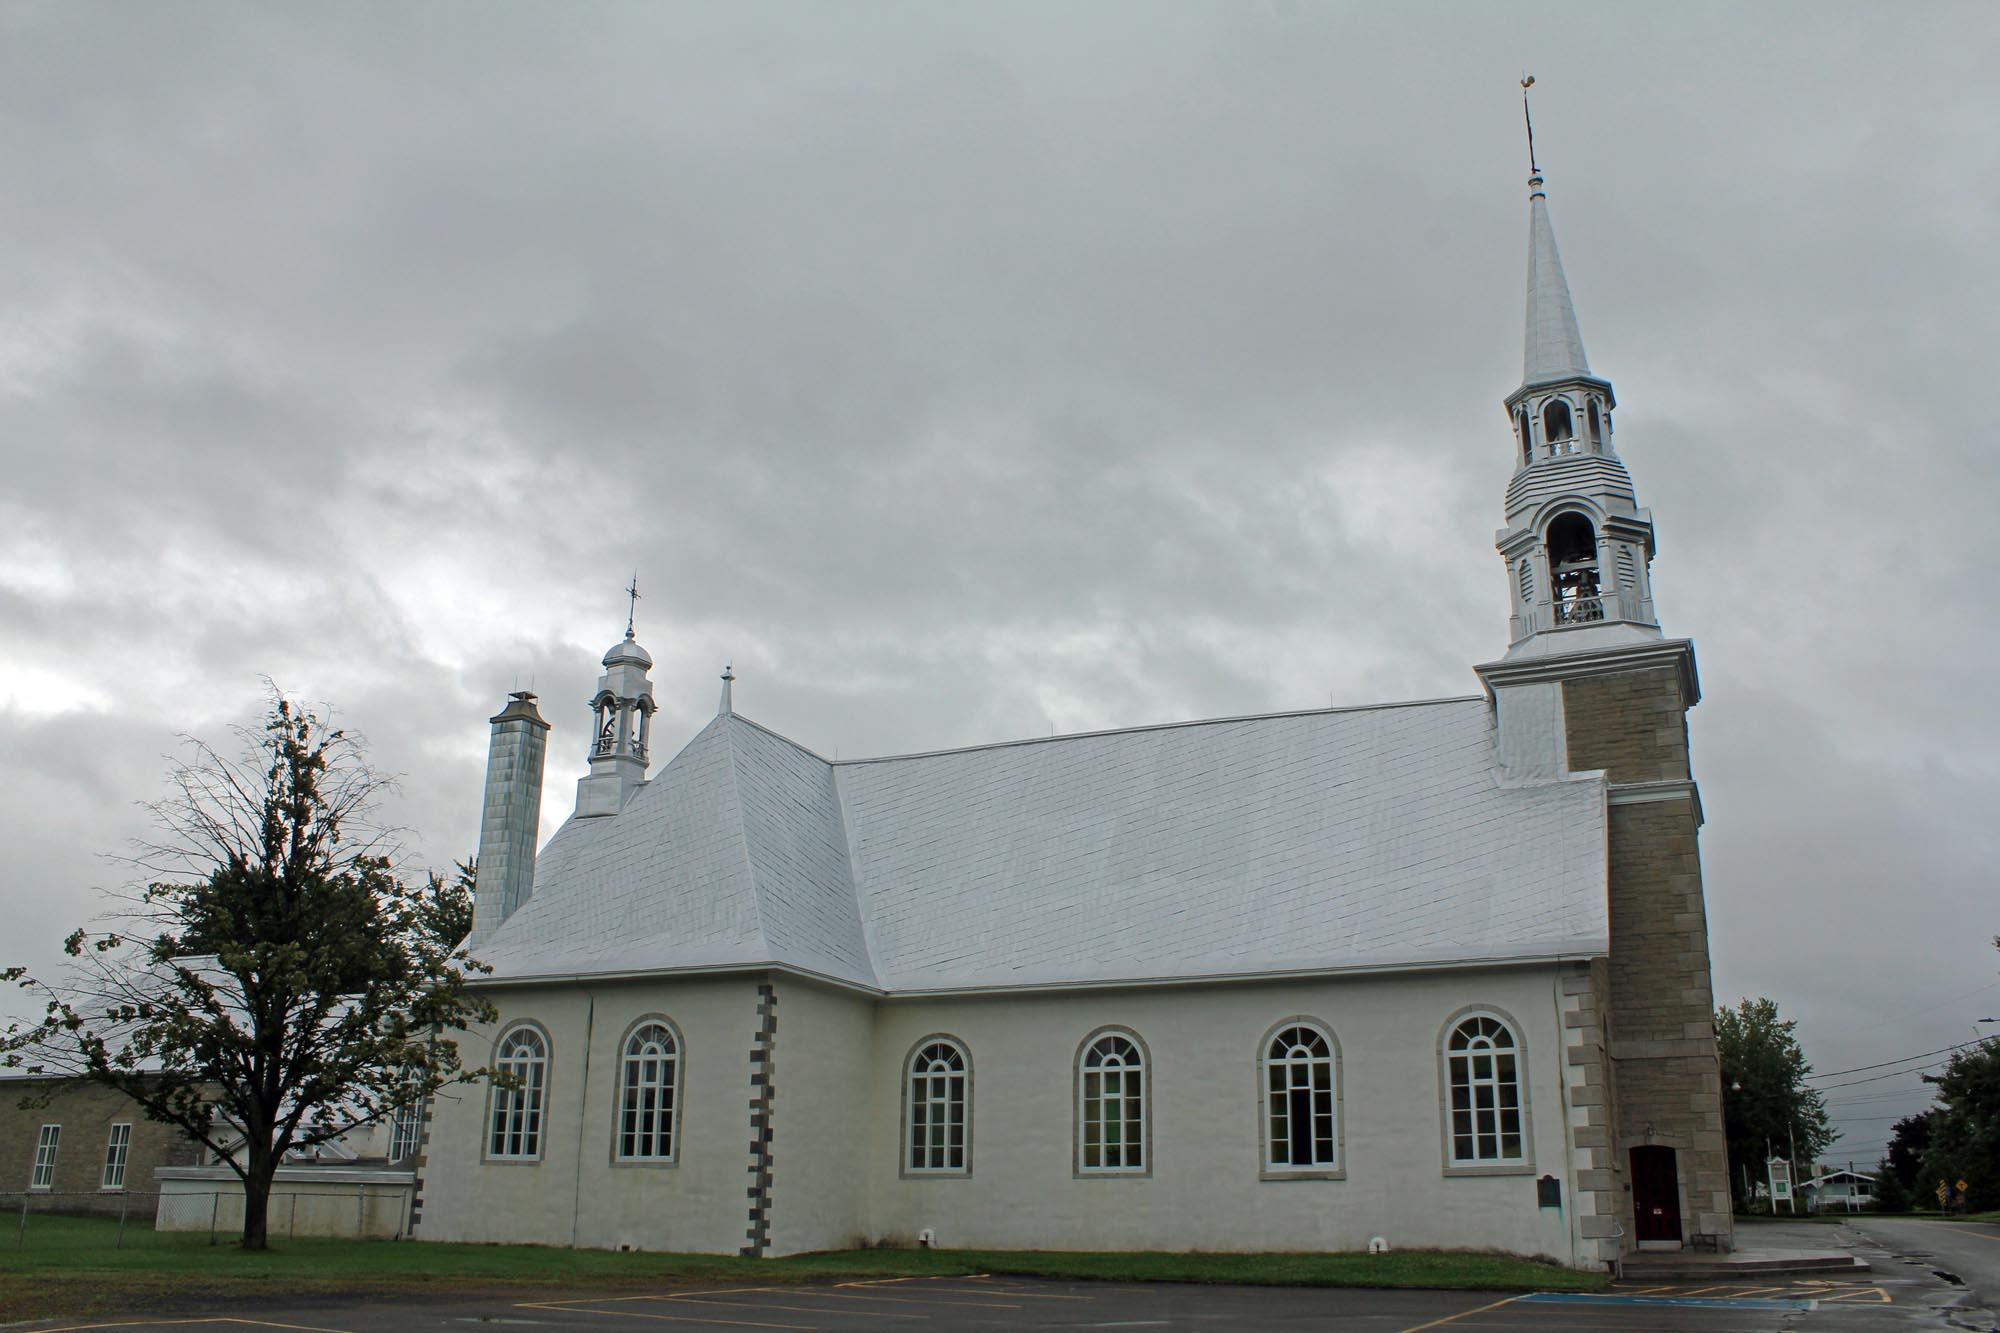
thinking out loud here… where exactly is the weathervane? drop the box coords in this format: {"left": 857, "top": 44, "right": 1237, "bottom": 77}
{"left": 624, "top": 572, "right": 641, "bottom": 640}
{"left": 1520, "top": 74, "right": 1540, "bottom": 176}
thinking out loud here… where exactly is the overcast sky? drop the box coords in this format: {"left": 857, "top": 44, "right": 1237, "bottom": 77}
{"left": 3, "top": 2, "right": 1996, "bottom": 1166}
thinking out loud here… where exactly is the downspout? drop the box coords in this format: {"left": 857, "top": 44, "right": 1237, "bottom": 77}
{"left": 570, "top": 989, "right": 596, "bottom": 1248}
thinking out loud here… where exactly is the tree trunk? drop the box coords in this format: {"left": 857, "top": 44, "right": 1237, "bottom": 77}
{"left": 241, "top": 1144, "right": 279, "bottom": 1251}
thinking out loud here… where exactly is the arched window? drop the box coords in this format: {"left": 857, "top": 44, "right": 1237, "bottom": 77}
{"left": 615, "top": 1020, "right": 680, "bottom": 1162}
{"left": 1546, "top": 511, "right": 1603, "bottom": 624}
{"left": 488, "top": 1024, "right": 549, "bottom": 1161}
{"left": 1517, "top": 559, "right": 1534, "bottom": 605}
{"left": 1541, "top": 399, "right": 1574, "bottom": 453}
{"left": 1444, "top": 1014, "right": 1525, "bottom": 1165}
{"left": 1586, "top": 400, "right": 1603, "bottom": 448}
{"left": 1515, "top": 409, "right": 1532, "bottom": 466}
{"left": 1262, "top": 1022, "right": 1339, "bottom": 1172}
{"left": 904, "top": 1037, "right": 969, "bottom": 1174}
{"left": 1077, "top": 1029, "right": 1146, "bottom": 1174}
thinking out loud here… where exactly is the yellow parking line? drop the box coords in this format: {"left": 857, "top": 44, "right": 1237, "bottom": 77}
{"left": 664, "top": 1295, "right": 925, "bottom": 1320}
{"left": 516, "top": 1304, "right": 812, "bottom": 1320}
{"left": 214, "top": 1320, "right": 360, "bottom": 1333}
{"left": 771, "top": 1289, "right": 1022, "bottom": 1310}
{"left": 1394, "top": 1296, "right": 1518, "bottom": 1333}
{"left": 899, "top": 1285, "right": 1092, "bottom": 1301}
{"left": 27, "top": 1323, "right": 225, "bottom": 1333}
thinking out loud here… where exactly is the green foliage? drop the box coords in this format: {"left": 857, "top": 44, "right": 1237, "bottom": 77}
{"left": 3, "top": 695, "right": 495, "bottom": 1250}
{"left": 1716, "top": 997, "right": 1835, "bottom": 1204}
{"left": 1919, "top": 1039, "right": 2000, "bottom": 1212}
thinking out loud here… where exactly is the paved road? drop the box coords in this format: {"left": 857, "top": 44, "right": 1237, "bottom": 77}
{"left": 1846, "top": 1216, "right": 2000, "bottom": 1328}
{"left": 13, "top": 1268, "right": 1966, "bottom": 1333}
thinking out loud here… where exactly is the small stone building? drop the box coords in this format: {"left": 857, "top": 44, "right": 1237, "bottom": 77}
{"left": 414, "top": 167, "right": 1733, "bottom": 1269}
{"left": 1, "top": 1074, "right": 205, "bottom": 1216}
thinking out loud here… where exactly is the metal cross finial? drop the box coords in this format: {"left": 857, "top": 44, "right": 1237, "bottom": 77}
{"left": 1520, "top": 74, "right": 1540, "bottom": 177}
{"left": 624, "top": 572, "right": 641, "bottom": 640}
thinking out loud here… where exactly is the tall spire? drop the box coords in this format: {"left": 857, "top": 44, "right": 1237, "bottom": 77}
{"left": 1523, "top": 172, "right": 1591, "bottom": 387}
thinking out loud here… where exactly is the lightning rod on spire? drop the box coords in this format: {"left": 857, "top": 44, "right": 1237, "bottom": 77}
{"left": 624, "top": 572, "right": 641, "bottom": 640}
{"left": 1520, "top": 74, "right": 1540, "bottom": 178}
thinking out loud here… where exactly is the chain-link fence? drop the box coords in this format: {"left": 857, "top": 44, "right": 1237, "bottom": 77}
{"left": 4, "top": 1184, "right": 414, "bottom": 1250}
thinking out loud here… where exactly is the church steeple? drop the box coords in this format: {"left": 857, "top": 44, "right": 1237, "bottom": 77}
{"left": 1523, "top": 172, "right": 1592, "bottom": 387}
{"left": 1494, "top": 165, "right": 1660, "bottom": 660}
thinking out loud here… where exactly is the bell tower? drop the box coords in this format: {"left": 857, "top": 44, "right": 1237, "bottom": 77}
{"left": 1496, "top": 170, "right": 1660, "bottom": 657}
{"left": 574, "top": 582, "right": 657, "bottom": 818}
{"left": 1476, "top": 135, "right": 1733, "bottom": 1261}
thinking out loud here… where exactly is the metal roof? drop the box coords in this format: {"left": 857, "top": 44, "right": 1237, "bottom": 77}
{"left": 476, "top": 698, "right": 1609, "bottom": 993}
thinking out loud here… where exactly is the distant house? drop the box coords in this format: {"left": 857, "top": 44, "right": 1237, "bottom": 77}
{"left": 1802, "top": 1169, "right": 1876, "bottom": 1213}
{"left": 1, "top": 1074, "right": 206, "bottom": 1217}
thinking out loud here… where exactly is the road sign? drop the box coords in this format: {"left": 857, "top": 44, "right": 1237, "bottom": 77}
{"left": 1937, "top": 1182, "right": 1950, "bottom": 1201}
{"left": 1957, "top": 1179, "right": 1970, "bottom": 1192}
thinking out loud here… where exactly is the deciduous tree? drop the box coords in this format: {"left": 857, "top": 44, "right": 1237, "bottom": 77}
{"left": 1717, "top": 996, "right": 1835, "bottom": 1205}
{"left": 4, "top": 696, "right": 493, "bottom": 1250}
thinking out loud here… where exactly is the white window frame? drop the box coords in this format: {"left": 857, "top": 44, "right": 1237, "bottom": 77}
{"left": 1259, "top": 1019, "right": 1343, "bottom": 1179}
{"left": 487, "top": 1023, "right": 550, "bottom": 1162}
{"left": 101, "top": 1123, "right": 132, "bottom": 1191}
{"left": 1075, "top": 1027, "right": 1148, "bottom": 1177}
{"left": 31, "top": 1124, "right": 60, "bottom": 1189}
{"left": 389, "top": 1103, "right": 422, "bottom": 1163}
{"left": 1440, "top": 1008, "right": 1533, "bottom": 1175}
{"left": 902, "top": 1035, "right": 970, "bottom": 1177}
{"left": 613, "top": 1017, "right": 682, "bottom": 1165}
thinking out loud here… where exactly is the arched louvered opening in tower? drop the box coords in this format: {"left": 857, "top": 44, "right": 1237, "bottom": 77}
{"left": 1546, "top": 512, "right": 1604, "bottom": 625}
{"left": 591, "top": 692, "right": 619, "bottom": 757}
{"left": 1586, "top": 399, "right": 1604, "bottom": 450}
{"left": 1515, "top": 408, "right": 1532, "bottom": 467}
{"left": 1541, "top": 399, "right": 1575, "bottom": 457}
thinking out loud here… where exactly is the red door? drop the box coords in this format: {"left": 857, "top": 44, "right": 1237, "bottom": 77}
{"left": 1631, "top": 1146, "right": 1682, "bottom": 1244}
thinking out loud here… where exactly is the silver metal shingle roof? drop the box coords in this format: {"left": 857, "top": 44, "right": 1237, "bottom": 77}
{"left": 477, "top": 699, "right": 1609, "bottom": 992}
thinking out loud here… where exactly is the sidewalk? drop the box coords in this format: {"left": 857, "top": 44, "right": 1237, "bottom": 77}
{"left": 1619, "top": 1222, "right": 1869, "bottom": 1280}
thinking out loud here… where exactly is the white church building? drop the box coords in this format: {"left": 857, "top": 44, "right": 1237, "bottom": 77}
{"left": 414, "top": 166, "right": 1733, "bottom": 1270}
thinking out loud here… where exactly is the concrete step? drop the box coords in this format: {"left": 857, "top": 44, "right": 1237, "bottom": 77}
{"left": 1620, "top": 1251, "right": 1870, "bottom": 1280}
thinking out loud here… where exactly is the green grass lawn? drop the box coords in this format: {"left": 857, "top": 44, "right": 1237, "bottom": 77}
{"left": 0, "top": 1214, "right": 1604, "bottom": 1319}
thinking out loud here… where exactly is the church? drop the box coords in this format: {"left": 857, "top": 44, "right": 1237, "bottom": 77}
{"left": 413, "top": 163, "right": 1733, "bottom": 1270}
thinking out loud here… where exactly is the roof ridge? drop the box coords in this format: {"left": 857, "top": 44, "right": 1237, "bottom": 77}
{"left": 714, "top": 715, "right": 773, "bottom": 963}
{"left": 829, "top": 693, "right": 1487, "bottom": 767}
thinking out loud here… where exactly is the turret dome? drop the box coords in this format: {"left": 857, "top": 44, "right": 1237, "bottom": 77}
{"left": 603, "top": 635, "right": 653, "bottom": 669}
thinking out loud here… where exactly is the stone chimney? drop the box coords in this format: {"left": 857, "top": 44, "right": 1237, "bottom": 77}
{"left": 468, "top": 691, "right": 550, "bottom": 947}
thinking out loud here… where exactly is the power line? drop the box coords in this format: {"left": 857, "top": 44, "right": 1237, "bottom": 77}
{"left": 1807, "top": 1039, "right": 1988, "bottom": 1082}
{"left": 1813, "top": 1059, "right": 1957, "bottom": 1092}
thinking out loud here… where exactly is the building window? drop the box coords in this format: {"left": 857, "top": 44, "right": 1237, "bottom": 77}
{"left": 31, "top": 1124, "right": 60, "bottom": 1189}
{"left": 389, "top": 1103, "right": 422, "bottom": 1163}
{"left": 905, "top": 1037, "right": 969, "bottom": 1174}
{"left": 1446, "top": 1014, "right": 1525, "bottom": 1165}
{"left": 101, "top": 1123, "right": 132, "bottom": 1190}
{"left": 1077, "top": 1028, "right": 1146, "bottom": 1174}
{"left": 488, "top": 1024, "right": 550, "bottom": 1161}
{"left": 615, "top": 1019, "right": 680, "bottom": 1162}
{"left": 1263, "top": 1023, "right": 1339, "bottom": 1172}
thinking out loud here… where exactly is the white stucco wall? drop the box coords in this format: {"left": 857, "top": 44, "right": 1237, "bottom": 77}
{"left": 417, "top": 976, "right": 760, "bottom": 1253}
{"left": 852, "top": 967, "right": 1579, "bottom": 1263}
{"left": 765, "top": 980, "right": 873, "bottom": 1255}
{"left": 419, "top": 965, "right": 1586, "bottom": 1264}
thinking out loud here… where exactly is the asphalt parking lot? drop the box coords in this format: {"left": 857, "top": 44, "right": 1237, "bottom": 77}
{"left": 22, "top": 1271, "right": 1931, "bottom": 1333}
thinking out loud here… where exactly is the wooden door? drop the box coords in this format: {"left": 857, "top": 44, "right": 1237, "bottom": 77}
{"left": 1630, "top": 1145, "right": 1682, "bottom": 1244}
